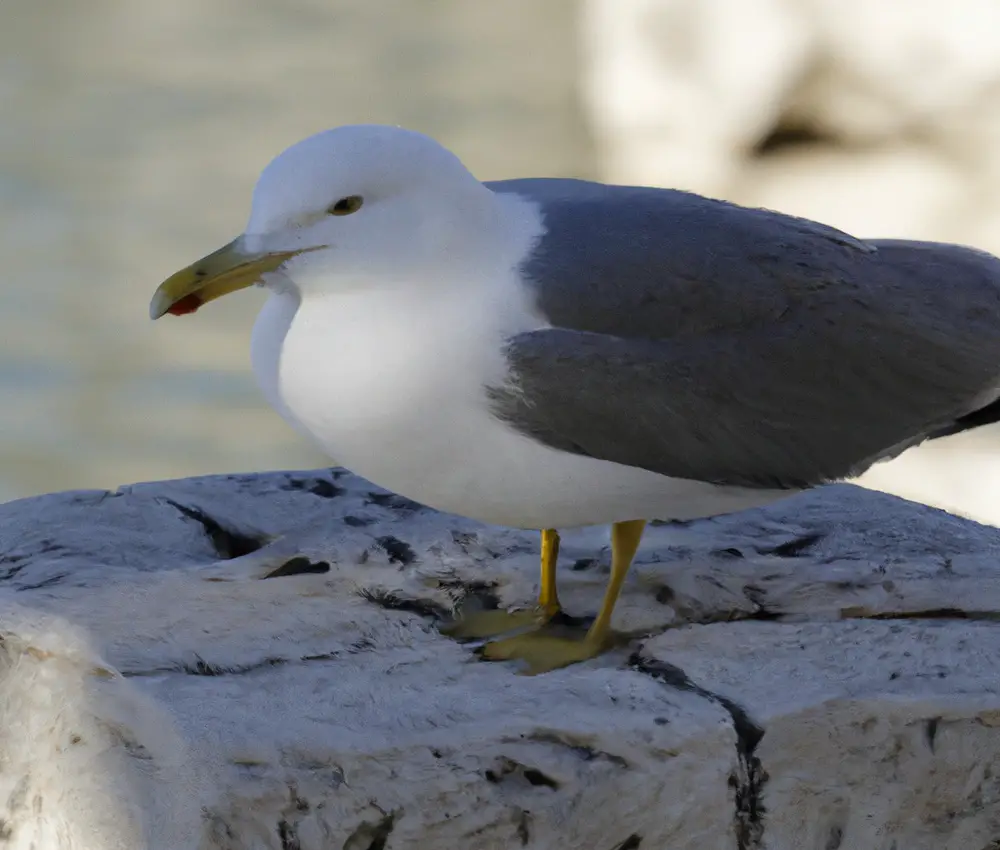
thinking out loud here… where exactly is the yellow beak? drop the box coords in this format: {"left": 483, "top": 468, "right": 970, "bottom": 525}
{"left": 149, "top": 237, "right": 307, "bottom": 319}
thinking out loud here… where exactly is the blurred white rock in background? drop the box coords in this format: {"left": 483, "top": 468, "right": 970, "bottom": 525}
{"left": 580, "top": 0, "right": 1000, "bottom": 251}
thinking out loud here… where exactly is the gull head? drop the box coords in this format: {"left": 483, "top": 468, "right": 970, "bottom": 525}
{"left": 150, "top": 124, "right": 494, "bottom": 319}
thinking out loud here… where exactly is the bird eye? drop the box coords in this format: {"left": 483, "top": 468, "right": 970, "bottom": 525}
{"left": 327, "top": 195, "right": 364, "bottom": 216}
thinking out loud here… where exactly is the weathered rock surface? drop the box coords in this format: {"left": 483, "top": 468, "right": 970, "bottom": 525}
{"left": 1, "top": 469, "right": 999, "bottom": 849}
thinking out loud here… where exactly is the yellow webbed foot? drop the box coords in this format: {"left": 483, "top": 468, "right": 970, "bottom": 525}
{"left": 478, "top": 628, "right": 621, "bottom": 675}
{"left": 476, "top": 519, "right": 648, "bottom": 675}
{"left": 440, "top": 605, "right": 559, "bottom": 640}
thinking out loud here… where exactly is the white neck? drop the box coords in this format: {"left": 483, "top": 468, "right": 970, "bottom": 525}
{"left": 248, "top": 190, "right": 548, "bottom": 495}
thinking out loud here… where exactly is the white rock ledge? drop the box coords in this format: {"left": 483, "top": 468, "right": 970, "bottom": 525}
{"left": 1, "top": 469, "right": 999, "bottom": 849}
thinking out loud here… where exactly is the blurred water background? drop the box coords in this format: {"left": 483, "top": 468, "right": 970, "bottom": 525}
{"left": 0, "top": 0, "right": 588, "bottom": 500}
{"left": 2, "top": 0, "right": 999, "bottom": 500}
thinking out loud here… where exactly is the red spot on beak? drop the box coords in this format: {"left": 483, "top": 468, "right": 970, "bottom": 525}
{"left": 166, "top": 293, "right": 204, "bottom": 316}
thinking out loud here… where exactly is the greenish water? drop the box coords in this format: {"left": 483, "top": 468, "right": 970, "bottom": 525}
{"left": 0, "top": 0, "right": 592, "bottom": 500}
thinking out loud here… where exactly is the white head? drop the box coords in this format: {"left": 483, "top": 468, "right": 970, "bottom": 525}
{"left": 150, "top": 125, "right": 496, "bottom": 317}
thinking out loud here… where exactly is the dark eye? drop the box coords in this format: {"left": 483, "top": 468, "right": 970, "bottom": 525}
{"left": 327, "top": 195, "right": 364, "bottom": 216}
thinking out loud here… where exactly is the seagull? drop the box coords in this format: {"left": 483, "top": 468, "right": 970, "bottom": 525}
{"left": 150, "top": 124, "right": 1000, "bottom": 674}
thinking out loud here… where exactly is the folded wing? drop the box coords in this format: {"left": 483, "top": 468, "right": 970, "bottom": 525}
{"left": 485, "top": 180, "right": 1000, "bottom": 488}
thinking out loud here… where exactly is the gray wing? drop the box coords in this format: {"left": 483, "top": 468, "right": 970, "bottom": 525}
{"left": 484, "top": 180, "right": 1000, "bottom": 488}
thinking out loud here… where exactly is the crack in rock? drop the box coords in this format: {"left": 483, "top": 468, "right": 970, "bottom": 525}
{"left": 344, "top": 515, "right": 377, "bottom": 527}
{"left": 756, "top": 532, "right": 824, "bottom": 558}
{"left": 840, "top": 607, "right": 1000, "bottom": 623}
{"left": 275, "top": 788, "right": 310, "bottom": 850}
{"left": 365, "top": 491, "right": 424, "bottom": 512}
{"left": 263, "top": 557, "right": 331, "bottom": 578}
{"left": 825, "top": 824, "right": 844, "bottom": 849}
{"left": 343, "top": 810, "right": 397, "bottom": 850}
{"left": 280, "top": 476, "right": 345, "bottom": 499}
{"left": 485, "top": 757, "right": 560, "bottom": 790}
{"left": 2, "top": 541, "right": 68, "bottom": 585}
{"left": 435, "top": 576, "right": 503, "bottom": 613}
{"left": 630, "top": 653, "right": 767, "bottom": 850}
{"left": 516, "top": 810, "right": 531, "bottom": 845}
{"left": 654, "top": 583, "right": 780, "bottom": 626}
{"left": 13, "top": 572, "right": 68, "bottom": 592}
{"left": 925, "top": 716, "right": 941, "bottom": 753}
{"left": 161, "top": 498, "right": 266, "bottom": 559}
{"left": 373, "top": 536, "right": 416, "bottom": 565}
{"left": 123, "top": 651, "right": 341, "bottom": 679}
{"left": 277, "top": 818, "right": 301, "bottom": 850}
{"left": 358, "top": 587, "right": 451, "bottom": 621}
{"left": 519, "top": 731, "right": 629, "bottom": 768}
{"left": 0, "top": 560, "right": 25, "bottom": 581}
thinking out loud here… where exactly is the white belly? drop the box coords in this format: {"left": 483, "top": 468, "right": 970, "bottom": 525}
{"left": 251, "top": 287, "right": 787, "bottom": 528}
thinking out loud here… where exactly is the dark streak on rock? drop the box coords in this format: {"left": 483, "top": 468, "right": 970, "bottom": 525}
{"left": 516, "top": 810, "right": 531, "bottom": 845}
{"left": 124, "top": 649, "right": 341, "bottom": 678}
{"left": 282, "top": 477, "right": 345, "bottom": 499}
{"left": 161, "top": 498, "right": 264, "bottom": 559}
{"left": 366, "top": 491, "right": 424, "bottom": 511}
{"left": 485, "top": 757, "right": 559, "bottom": 790}
{"left": 344, "top": 515, "right": 376, "bottom": 527}
{"left": 759, "top": 533, "right": 824, "bottom": 558}
{"left": 0, "top": 563, "right": 25, "bottom": 582}
{"left": 825, "top": 824, "right": 844, "bottom": 850}
{"left": 374, "top": 536, "right": 416, "bottom": 565}
{"left": 436, "top": 577, "right": 503, "bottom": 613}
{"left": 300, "top": 652, "right": 339, "bottom": 663}
{"left": 741, "top": 585, "right": 782, "bottom": 621}
{"left": 14, "top": 572, "right": 69, "bottom": 591}
{"left": 358, "top": 587, "right": 450, "bottom": 620}
{"left": 525, "top": 731, "right": 629, "bottom": 768}
{"left": 343, "top": 811, "right": 397, "bottom": 850}
{"left": 655, "top": 585, "right": 675, "bottom": 605}
{"left": 523, "top": 768, "right": 559, "bottom": 789}
{"left": 654, "top": 583, "right": 780, "bottom": 627}
{"left": 847, "top": 608, "right": 1000, "bottom": 622}
{"left": 2, "top": 542, "right": 69, "bottom": 583}
{"left": 264, "top": 557, "right": 331, "bottom": 578}
{"left": 178, "top": 655, "right": 287, "bottom": 676}
{"left": 630, "top": 653, "right": 767, "bottom": 850}
{"left": 277, "top": 818, "right": 301, "bottom": 850}
{"left": 450, "top": 529, "right": 477, "bottom": 547}
{"left": 925, "top": 717, "right": 940, "bottom": 753}
{"left": 614, "top": 835, "right": 642, "bottom": 850}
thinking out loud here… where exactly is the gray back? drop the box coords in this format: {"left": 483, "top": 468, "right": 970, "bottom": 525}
{"left": 484, "top": 179, "right": 1000, "bottom": 489}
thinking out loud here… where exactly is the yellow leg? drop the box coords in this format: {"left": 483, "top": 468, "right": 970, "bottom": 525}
{"left": 441, "top": 528, "right": 563, "bottom": 639}
{"left": 481, "top": 519, "right": 647, "bottom": 674}
{"left": 587, "top": 519, "right": 646, "bottom": 641}
{"left": 538, "top": 528, "right": 561, "bottom": 612}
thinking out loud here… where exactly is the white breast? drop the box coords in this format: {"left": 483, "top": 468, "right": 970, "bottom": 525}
{"left": 249, "top": 271, "right": 786, "bottom": 529}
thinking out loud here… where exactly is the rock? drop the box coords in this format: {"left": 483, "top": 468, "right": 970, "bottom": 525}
{"left": 1, "top": 469, "right": 1000, "bottom": 848}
